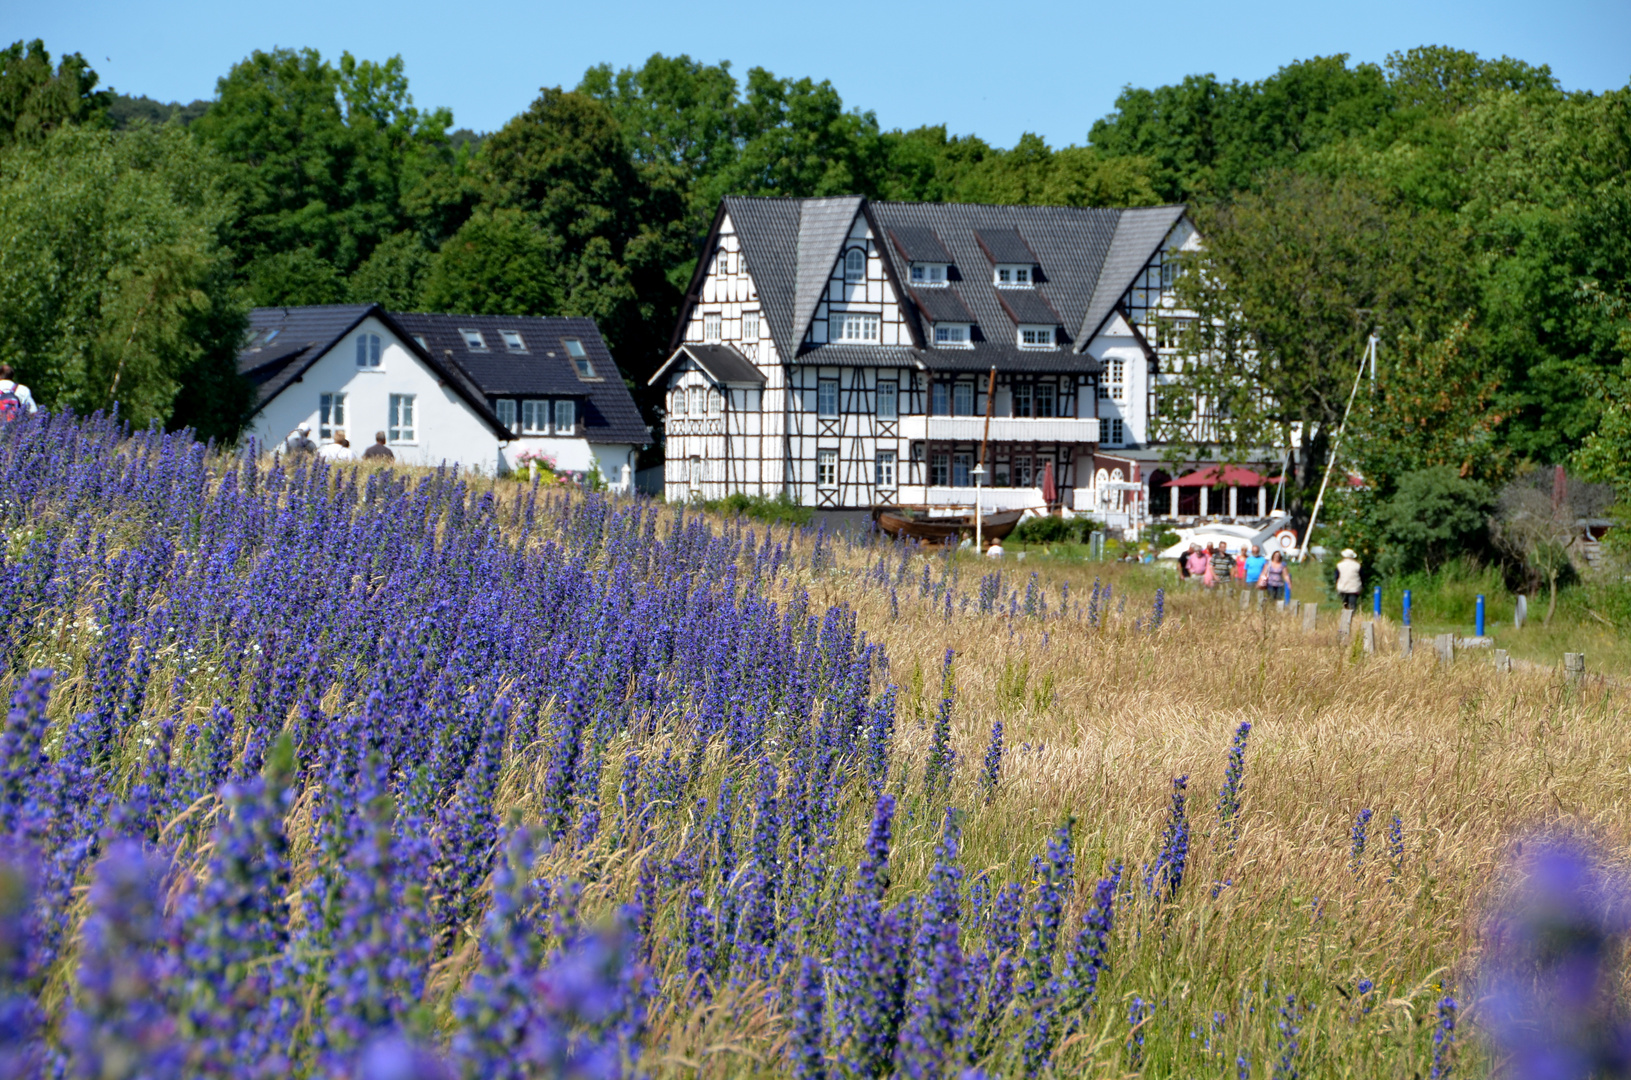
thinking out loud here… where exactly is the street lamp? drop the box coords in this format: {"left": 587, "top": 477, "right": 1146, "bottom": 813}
{"left": 971, "top": 463, "right": 987, "bottom": 552}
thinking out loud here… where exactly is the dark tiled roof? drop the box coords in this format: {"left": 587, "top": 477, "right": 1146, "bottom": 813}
{"left": 650, "top": 344, "right": 766, "bottom": 386}
{"left": 392, "top": 312, "right": 648, "bottom": 445}
{"left": 913, "top": 288, "right": 975, "bottom": 324}
{"left": 995, "top": 289, "right": 1061, "bottom": 326}
{"left": 974, "top": 228, "right": 1037, "bottom": 264}
{"left": 702, "top": 197, "right": 1185, "bottom": 377}
{"left": 240, "top": 305, "right": 375, "bottom": 407}
{"left": 1077, "top": 205, "right": 1188, "bottom": 343}
{"left": 887, "top": 225, "right": 952, "bottom": 263}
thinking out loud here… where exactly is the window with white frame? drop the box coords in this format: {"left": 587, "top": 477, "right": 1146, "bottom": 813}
{"left": 388, "top": 394, "right": 416, "bottom": 442}
{"left": 930, "top": 452, "right": 950, "bottom": 486}
{"left": 460, "top": 329, "right": 486, "bottom": 350}
{"left": 843, "top": 248, "right": 865, "bottom": 283}
{"left": 875, "top": 451, "right": 896, "bottom": 488}
{"left": 817, "top": 379, "right": 839, "bottom": 418}
{"left": 953, "top": 382, "right": 974, "bottom": 416}
{"left": 1035, "top": 382, "right": 1057, "bottom": 418}
{"left": 522, "top": 400, "right": 549, "bottom": 434}
{"left": 994, "top": 265, "right": 1033, "bottom": 287}
{"left": 553, "top": 399, "right": 575, "bottom": 434}
{"left": 703, "top": 313, "right": 721, "bottom": 341}
{"left": 563, "top": 338, "right": 595, "bottom": 378}
{"left": 1012, "top": 383, "right": 1032, "bottom": 417}
{"left": 1161, "top": 259, "right": 1181, "bottom": 288}
{"left": 817, "top": 449, "right": 838, "bottom": 487}
{"left": 742, "top": 311, "right": 759, "bottom": 343}
{"left": 355, "top": 333, "right": 382, "bottom": 369}
{"left": 495, "top": 399, "right": 518, "bottom": 433}
{"left": 934, "top": 323, "right": 970, "bottom": 347}
{"left": 319, "top": 392, "right": 346, "bottom": 439}
{"left": 1100, "top": 359, "right": 1125, "bottom": 401}
{"left": 1157, "top": 318, "right": 1192, "bottom": 350}
{"left": 910, "top": 263, "right": 947, "bottom": 286}
{"left": 689, "top": 386, "right": 706, "bottom": 416}
{"left": 876, "top": 380, "right": 898, "bottom": 420}
{"left": 688, "top": 456, "right": 702, "bottom": 492}
{"left": 500, "top": 330, "right": 526, "bottom": 352}
{"left": 1019, "top": 326, "right": 1054, "bottom": 349}
{"left": 1103, "top": 418, "right": 1125, "bottom": 445}
{"left": 708, "top": 388, "right": 722, "bottom": 417}
{"left": 836, "top": 313, "right": 879, "bottom": 342}
{"left": 671, "top": 388, "right": 687, "bottom": 416}
{"left": 952, "top": 452, "right": 972, "bottom": 487}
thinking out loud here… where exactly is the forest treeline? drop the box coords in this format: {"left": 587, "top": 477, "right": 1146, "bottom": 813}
{"left": 0, "top": 37, "right": 1627, "bottom": 524}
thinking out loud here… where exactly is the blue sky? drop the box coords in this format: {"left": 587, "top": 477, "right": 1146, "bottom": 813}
{"left": 18, "top": 0, "right": 1631, "bottom": 146}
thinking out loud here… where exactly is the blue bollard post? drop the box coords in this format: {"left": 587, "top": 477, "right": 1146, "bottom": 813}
{"left": 1373, "top": 586, "right": 1382, "bottom": 617}
{"left": 1403, "top": 589, "right": 1412, "bottom": 627}
{"left": 1476, "top": 594, "right": 1485, "bottom": 638}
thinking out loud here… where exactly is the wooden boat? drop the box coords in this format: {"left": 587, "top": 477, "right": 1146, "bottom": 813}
{"left": 873, "top": 507, "right": 1027, "bottom": 545}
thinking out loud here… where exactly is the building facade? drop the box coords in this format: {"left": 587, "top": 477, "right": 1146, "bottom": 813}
{"left": 652, "top": 197, "right": 1202, "bottom": 514}
{"left": 239, "top": 305, "right": 648, "bottom": 481}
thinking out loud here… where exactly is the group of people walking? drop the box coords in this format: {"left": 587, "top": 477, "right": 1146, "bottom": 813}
{"left": 1178, "top": 540, "right": 1367, "bottom": 608}
{"left": 1178, "top": 541, "right": 1294, "bottom": 601}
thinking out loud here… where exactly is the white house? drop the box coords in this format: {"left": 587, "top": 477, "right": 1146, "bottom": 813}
{"left": 651, "top": 197, "right": 1206, "bottom": 516}
{"left": 238, "top": 305, "right": 649, "bottom": 482}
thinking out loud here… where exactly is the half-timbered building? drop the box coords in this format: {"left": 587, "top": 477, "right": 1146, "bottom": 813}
{"left": 652, "top": 196, "right": 1201, "bottom": 513}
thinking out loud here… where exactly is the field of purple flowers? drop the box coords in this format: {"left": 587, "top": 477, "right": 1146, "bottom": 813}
{"left": 0, "top": 413, "right": 1624, "bottom": 1079}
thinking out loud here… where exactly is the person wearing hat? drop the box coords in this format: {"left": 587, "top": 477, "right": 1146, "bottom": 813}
{"left": 284, "top": 425, "right": 316, "bottom": 455}
{"left": 1335, "top": 548, "right": 1363, "bottom": 610}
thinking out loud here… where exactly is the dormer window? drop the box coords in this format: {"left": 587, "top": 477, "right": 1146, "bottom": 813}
{"left": 910, "top": 263, "right": 948, "bottom": 286}
{"left": 411, "top": 334, "right": 428, "bottom": 350}
{"left": 994, "top": 265, "right": 1033, "bottom": 287}
{"left": 933, "top": 324, "right": 972, "bottom": 348}
{"left": 500, "top": 330, "right": 526, "bottom": 352}
{"left": 1018, "top": 326, "right": 1055, "bottom": 350}
{"left": 461, "top": 329, "right": 487, "bottom": 351}
{"left": 563, "top": 338, "right": 595, "bottom": 378}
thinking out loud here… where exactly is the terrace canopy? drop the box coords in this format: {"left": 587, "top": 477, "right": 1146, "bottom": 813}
{"left": 1161, "top": 464, "right": 1269, "bottom": 518}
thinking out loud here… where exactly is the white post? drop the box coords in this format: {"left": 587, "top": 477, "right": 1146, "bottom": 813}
{"left": 1170, "top": 485, "right": 1178, "bottom": 517}
{"left": 1200, "top": 485, "right": 1209, "bottom": 517}
{"left": 1257, "top": 485, "right": 1266, "bottom": 516}
{"left": 1229, "top": 485, "right": 1238, "bottom": 518}
{"left": 972, "top": 463, "right": 987, "bottom": 552}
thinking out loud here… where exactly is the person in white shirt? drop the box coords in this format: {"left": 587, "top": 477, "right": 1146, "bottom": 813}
{"left": 0, "top": 364, "right": 38, "bottom": 421}
{"left": 985, "top": 539, "right": 1005, "bottom": 559}
{"left": 1336, "top": 548, "right": 1364, "bottom": 610}
{"left": 317, "top": 431, "right": 353, "bottom": 461}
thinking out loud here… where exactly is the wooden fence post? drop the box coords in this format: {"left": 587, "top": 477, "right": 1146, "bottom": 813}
{"left": 1564, "top": 653, "right": 1586, "bottom": 684}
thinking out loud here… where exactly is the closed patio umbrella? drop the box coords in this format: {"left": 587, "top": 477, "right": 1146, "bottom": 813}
{"left": 1040, "top": 459, "right": 1057, "bottom": 506}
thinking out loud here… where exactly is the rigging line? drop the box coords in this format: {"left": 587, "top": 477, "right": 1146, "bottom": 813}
{"left": 1297, "top": 334, "right": 1377, "bottom": 563}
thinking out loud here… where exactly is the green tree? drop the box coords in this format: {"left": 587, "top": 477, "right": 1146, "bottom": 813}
{"left": 349, "top": 231, "right": 435, "bottom": 309}
{"left": 0, "top": 125, "right": 247, "bottom": 435}
{"left": 0, "top": 40, "right": 110, "bottom": 147}
{"left": 193, "top": 48, "right": 452, "bottom": 287}
{"left": 419, "top": 210, "right": 559, "bottom": 316}
{"left": 1163, "top": 170, "right": 1474, "bottom": 503}
{"left": 1370, "top": 466, "right": 1493, "bottom": 578}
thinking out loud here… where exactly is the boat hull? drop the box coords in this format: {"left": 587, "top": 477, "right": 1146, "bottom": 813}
{"left": 874, "top": 507, "right": 1026, "bottom": 545}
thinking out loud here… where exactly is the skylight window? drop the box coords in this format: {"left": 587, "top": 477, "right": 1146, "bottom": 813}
{"left": 262, "top": 328, "right": 280, "bottom": 346}
{"left": 500, "top": 330, "right": 526, "bottom": 352}
{"left": 461, "top": 329, "right": 487, "bottom": 350}
{"left": 411, "top": 334, "right": 428, "bottom": 350}
{"left": 563, "top": 338, "right": 595, "bottom": 378}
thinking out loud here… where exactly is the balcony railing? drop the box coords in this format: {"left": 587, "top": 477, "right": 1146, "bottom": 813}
{"left": 898, "top": 416, "right": 1100, "bottom": 443}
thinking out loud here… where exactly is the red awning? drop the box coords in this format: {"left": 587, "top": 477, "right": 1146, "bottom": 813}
{"left": 1163, "top": 465, "right": 1269, "bottom": 488}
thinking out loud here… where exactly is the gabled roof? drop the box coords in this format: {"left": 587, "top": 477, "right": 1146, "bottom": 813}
{"left": 1076, "top": 204, "right": 1188, "bottom": 344}
{"left": 690, "top": 196, "right": 1188, "bottom": 377}
{"left": 385, "top": 313, "right": 648, "bottom": 446}
{"left": 239, "top": 306, "right": 649, "bottom": 446}
{"left": 649, "top": 344, "right": 766, "bottom": 387}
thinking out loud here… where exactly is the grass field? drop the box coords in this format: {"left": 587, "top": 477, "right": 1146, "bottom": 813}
{"left": 6, "top": 422, "right": 1625, "bottom": 1078}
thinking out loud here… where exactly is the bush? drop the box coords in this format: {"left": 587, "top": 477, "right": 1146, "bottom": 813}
{"left": 1372, "top": 466, "right": 1493, "bottom": 578}
{"left": 704, "top": 491, "right": 813, "bottom": 526}
{"left": 1013, "top": 515, "right": 1074, "bottom": 544}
